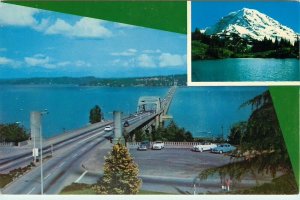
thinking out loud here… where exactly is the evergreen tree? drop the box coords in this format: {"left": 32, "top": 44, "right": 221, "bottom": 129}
{"left": 200, "top": 90, "right": 295, "bottom": 186}
{"left": 228, "top": 121, "right": 247, "bottom": 145}
{"left": 0, "top": 123, "right": 29, "bottom": 145}
{"left": 89, "top": 105, "right": 102, "bottom": 124}
{"left": 94, "top": 143, "right": 142, "bottom": 194}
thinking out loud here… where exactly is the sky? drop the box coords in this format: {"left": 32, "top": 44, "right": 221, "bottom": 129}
{"left": 0, "top": 3, "right": 187, "bottom": 79}
{"left": 192, "top": 1, "right": 300, "bottom": 33}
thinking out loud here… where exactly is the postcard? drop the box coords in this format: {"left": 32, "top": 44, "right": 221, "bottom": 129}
{"left": 0, "top": 1, "right": 298, "bottom": 199}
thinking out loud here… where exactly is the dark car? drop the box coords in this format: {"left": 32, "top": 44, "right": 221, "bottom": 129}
{"left": 137, "top": 144, "right": 147, "bottom": 151}
{"left": 123, "top": 120, "right": 130, "bottom": 127}
{"left": 105, "top": 135, "right": 114, "bottom": 143}
{"left": 140, "top": 140, "right": 150, "bottom": 149}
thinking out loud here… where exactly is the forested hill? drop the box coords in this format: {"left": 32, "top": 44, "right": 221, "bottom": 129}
{"left": 192, "top": 30, "right": 300, "bottom": 60}
{"left": 0, "top": 74, "right": 187, "bottom": 87}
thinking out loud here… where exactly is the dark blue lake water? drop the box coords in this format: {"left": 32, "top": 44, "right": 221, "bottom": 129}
{"left": 192, "top": 58, "right": 299, "bottom": 82}
{"left": 0, "top": 85, "right": 266, "bottom": 139}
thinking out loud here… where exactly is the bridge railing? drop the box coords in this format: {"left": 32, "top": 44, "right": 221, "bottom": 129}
{"left": 127, "top": 142, "right": 203, "bottom": 149}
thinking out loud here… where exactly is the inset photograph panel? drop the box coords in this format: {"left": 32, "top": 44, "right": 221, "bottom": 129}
{"left": 190, "top": 1, "right": 300, "bottom": 85}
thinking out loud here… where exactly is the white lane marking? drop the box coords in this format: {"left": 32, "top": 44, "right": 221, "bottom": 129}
{"left": 44, "top": 173, "right": 52, "bottom": 180}
{"left": 27, "top": 187, "right": 35, "bottom": 194}
{"left": 72, "top": 153, "right": 78, "bottom": 158}
{"left": 75, "top": 170, "right": 88, "bottom": 183}
{"left": 58, "top": 162, "right": 66, "bottom": 168}
{"left": 78, "top": 131, "right": 104, "bottom": 144}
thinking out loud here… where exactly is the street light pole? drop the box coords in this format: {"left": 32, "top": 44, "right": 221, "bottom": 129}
{"left": 40, "top": 118, "right": 43, "bottom": 195}
{"left": 39, "top": 110, "right": 48, "bottom": 195}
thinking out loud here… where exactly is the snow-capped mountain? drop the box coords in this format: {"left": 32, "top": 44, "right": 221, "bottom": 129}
{"left": 204, "top": 8, "right": 298, "bottom": 44}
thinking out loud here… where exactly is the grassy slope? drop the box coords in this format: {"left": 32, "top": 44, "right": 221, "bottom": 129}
{"left": 235, "top": 173, "right": 299, "bottom": 194}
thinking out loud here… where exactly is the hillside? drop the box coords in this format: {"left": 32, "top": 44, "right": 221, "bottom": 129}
{"left": 0, "top": 75, "right": 187, "bottom": 87}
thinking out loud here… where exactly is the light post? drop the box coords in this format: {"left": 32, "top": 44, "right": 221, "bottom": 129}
{"left": 39, "top": 109, "right": 48, "bottom": 195}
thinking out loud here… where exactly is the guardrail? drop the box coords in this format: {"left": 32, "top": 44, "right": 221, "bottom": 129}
{"left": 0, "top": 142, "right": 15, "bottom": 147}
{"left": 127, "top": 142, "right": 203, "bottom": 149}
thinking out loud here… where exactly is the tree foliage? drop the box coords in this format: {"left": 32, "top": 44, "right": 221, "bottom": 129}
{"left": 192, "top": 28, "right": 299, "bottom": 60}
{"left": 0, "top": 123, "right": 29, "bottom": 144}
{"left": 200, "top": 90, "right": 295, "bottom": 186}
{"left": 145, "top": 121, "right": 193, "bottom": 142}
{"left": 89, "top": 105, "right": 103, "bottom": 124}
{"left": 94, "top": 143, "right": 142, "bottom": 194}
{"left": 228, "top": 122, "right": 247, "bottom": 145}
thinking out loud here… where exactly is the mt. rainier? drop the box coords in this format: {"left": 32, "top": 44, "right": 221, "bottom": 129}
{"left": 204, "top": 8, "right": 298, "bottom": 44}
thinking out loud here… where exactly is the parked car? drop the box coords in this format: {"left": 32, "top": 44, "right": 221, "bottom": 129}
{"left": 140, "top": 140, "right": 150, "bottom": 149}
{"left": 104, "top": 125, "right": 113, "bottom": 132}
{"left": 137, "top": 144, "right": 147, "bottom": 151}
{"left": 123, "top": 120, "right": 130, "bottom": 127}
{"left": 211, "top": 143, "right": 236, "bottom": 154}
{"left": 192, "top": 142, "right": 217, "bottom": 152}
{"left": 152, "top": 141, "right": 164, "bottom": 150}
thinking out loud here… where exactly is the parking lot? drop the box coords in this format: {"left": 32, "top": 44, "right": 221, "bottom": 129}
{"left": 129, "top": 148, "right": 232, "bottom": 179}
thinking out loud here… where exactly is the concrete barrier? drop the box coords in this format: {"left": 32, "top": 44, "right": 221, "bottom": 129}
{"left": 18, "top": 140, "right": 29, "bottom": 147}
{"left": 0, "top": 142, "right": 15, "bottom": 147}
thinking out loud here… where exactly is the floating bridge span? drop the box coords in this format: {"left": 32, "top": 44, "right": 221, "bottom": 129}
{"left": 0, "top": 85, "right": 177, "bottom": 173}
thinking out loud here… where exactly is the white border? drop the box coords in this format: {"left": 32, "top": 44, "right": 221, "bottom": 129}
{"left": 187, "top": 1, "right": 300, "bottom": 86}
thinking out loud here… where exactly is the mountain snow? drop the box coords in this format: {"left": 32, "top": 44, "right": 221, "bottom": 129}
{"left": 204, "top": 8, "right": 298, "bottom": 44}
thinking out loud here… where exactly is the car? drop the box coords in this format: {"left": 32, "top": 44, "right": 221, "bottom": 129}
{"left": 211, "top": 143, "right": 236, "bottom": 154}
{"left": 140, "top": 140, "right": 150, "bottom": 148}
{"left": 104, "top": 135, "right": 113, "bottom": 143}
{"left": 123, "top": 120, "right": 130, "bottom": 127}
{"left": 104, "top": 125, "right": 113, "bottom": 132}
{"left": 152, "top": 141, "right": 164, "bottom": 150}
{"left": 137, "top": 144, "right": 147, "bottom": 151}
{"left": 192, "top": 142, "right": 217, "bottom": 152}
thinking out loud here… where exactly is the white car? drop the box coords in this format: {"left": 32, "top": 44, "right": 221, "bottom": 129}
{"left": 192, "top": 142, "right": 217, "bottom": 152}
{"left": 152, "top": 141, "right": 164, "bottom": 150}
{"left": 104, "top": 125, "right": 113, "bottom": 132}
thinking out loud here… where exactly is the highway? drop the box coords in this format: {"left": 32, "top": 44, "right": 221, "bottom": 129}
{"left": 1, "top": 86, "right": 176, "bottom": 194}
{"left": 1, "top": 112, "right": 155, "bottom": 194}
{"left": 0, "top": 112, "right": 153, "bottom": 173}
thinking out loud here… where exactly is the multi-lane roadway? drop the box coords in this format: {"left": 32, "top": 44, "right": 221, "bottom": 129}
{"left": 1, "top": 112, "right": 153, "bottom": 194}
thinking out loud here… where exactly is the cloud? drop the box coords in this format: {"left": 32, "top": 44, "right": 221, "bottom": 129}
{"left": 137, "top": 54, "right": 156, "bottom": 68}
{"left": 114, "top": 22, "right": 135, "bottom": 29}
{"left": 111, "top": 48, "right": 137, "bottom": 56}
{"left": 0, "top": 3, "right": 39, "bottom": 27}
{"left": 142, "top": 49, "right": 161, "bottom": 54}
{"left": 159, "top": 53, "right": 186, "bottom": 67}
{"left": 74, "top": 60, "right": 91, "bottom": 67}
{"left": 57, "top": 61, "right": 71, "bottom": 67}
{"left": 24, "top": 54, "right": 91, "bottom": 69}
{"left": 45, "top": 17, "right": 111, "bottom": 39}
{"left": 24, "top": 54, "right": 51, "bottom": 67}
{"left": 0, "top": 56, "right": 14, "bottom": 65}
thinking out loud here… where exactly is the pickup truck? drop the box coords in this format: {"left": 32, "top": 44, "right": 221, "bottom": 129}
{"left": 152, "top": 141, "right": 164, "bottom": 150}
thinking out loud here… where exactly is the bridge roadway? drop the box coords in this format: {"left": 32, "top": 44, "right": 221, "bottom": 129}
{"left": 1, "top": 86, "right": 176, "bottom": 194}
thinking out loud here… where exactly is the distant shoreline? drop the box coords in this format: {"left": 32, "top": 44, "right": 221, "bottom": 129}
{"left": 0, "top": 74, "right": 187, "bottom": 87}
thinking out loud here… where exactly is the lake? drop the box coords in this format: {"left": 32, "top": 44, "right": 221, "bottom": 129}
{"left": 192, "top": 58, "right": 299, "bottom": 82}
{"left": 0, "top": 85, "right": 266, "bottom": 139}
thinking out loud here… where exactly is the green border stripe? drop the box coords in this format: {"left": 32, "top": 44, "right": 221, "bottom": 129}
{"left": 4, "top": 1, "right": 187, "bottom": 34}
{"left": 269, "top": 86, "right": 299, "bottom": 187}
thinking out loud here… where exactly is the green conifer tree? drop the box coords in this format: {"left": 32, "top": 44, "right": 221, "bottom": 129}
{"left": 94, "top": 143, "right": 142, "bottom": 194}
